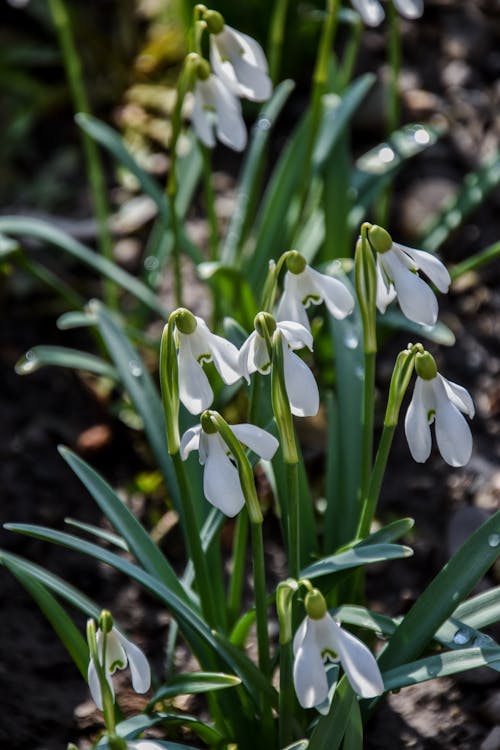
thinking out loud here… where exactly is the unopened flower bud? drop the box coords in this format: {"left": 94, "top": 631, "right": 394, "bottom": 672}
{"left": 286, "top": 251, "right": 307, "bottom": 275}
{"left": 305, "top": 588, "right": 328, "bottom": 620}
{"left": 98, "top": 609, "right": 114, "bottom": 634}
{"left": 204, "top": 9, "right": 225, "bottom": 33}
{"left": 415, "top": 351, "right": 438, "bottom": 380}
{"left": 200, "top": 410, "right": 218, "bottom": 434}
{"left": 368, "top": 224, "right": 393, "bottom": 254}
{"left": 174, "top": 307, "right": 197, "bottom": 334}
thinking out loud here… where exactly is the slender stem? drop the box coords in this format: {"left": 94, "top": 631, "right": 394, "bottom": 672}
{"left": 250, "top": 521, "right": 271, "bottom": 678}
{"left": 268, "top": 0, "right": 290, "bottom": 84}
{"left": 201, "top": 145, "right": 219, "bottom": 261}
{"left": 171, "top": 452, "right": 219, "bottom": 628}
{"left": 279, "top": 640, "right": 294, "bottom": 747}
{"left": 451, "top": 240, "right": 500, "bottom": 280}
{"left": 286, "top": 460, "right": 300, "bottom": 579}
{"left": 360, "top": 350, "right": 376, "bottom": 507}
{"left": 227, "top": 510, "right": 249, "bottom": 626}
{"left": 48, "top": 0, "right": 115, "bottom": 309}
{"left": 168, "top": 185, "right": 183, "bottom": 309}
{"left": 387, "top": 1, "right": 402, "bottom": 136}
{"left": 358, "top": 424, "right": 396, "bottom": 537}
{"left": 337, "top": 17, "right": 363, "bottom": 92}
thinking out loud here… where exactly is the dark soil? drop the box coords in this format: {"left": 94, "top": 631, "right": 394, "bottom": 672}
{"left": 1, "top": 1, "right": 499, "bottom": 748}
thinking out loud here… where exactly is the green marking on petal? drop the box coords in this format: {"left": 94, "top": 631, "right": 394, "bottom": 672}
{"left": 302, "top": 293, "right": 321, "bottom": 306}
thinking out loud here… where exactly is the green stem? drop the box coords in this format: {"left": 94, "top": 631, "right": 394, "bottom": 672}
{"left": 48, "top": 0, "right": 115, "bottom": 309}
{"left": 358, "top": 424, "right": 396, "bottom": 537}
{"left": 268, "top": 0, "right": 290, "bottom": 84}
{"left": 360, "top": 350, "right": 376, "bottom": 506}
{"left": 250, "top": 520, "right": 274, "bottom": 733}
{"left": 227, "top": 510, "right": 249, "bottom": 626}
{"left": 337, "top": 17, "right": 363, "bottom": 92}
{"left": 201, "top": 144, "right": 219, "bottom": 261}
{"left": 286, "top": 460, "right": 300, "bottom": 579}
{"left": 451, "top": 240, "right": 500, "bottom": 280}
{"left": 171, "top": 452, "right": 219, "bottom": 629}
{"left": 278, "top": 640, "right": 294, "bottom": 747}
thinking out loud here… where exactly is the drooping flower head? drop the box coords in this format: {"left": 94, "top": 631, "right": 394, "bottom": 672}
{"left": 170, "top": 308, "right": 241, "bottom": 415}
{"left": 351, "top": 0, "right": 423, "bottom": 27}
{"left": 87, "top": 612, "right": 151, "bottom": 711}
{"left": 205, "top": 11, "right": 272, "bottom": 103}
{"left": 239, "top": 313, "right": 319, "bottom": 418}
{"left": 293, "top": 589, "right": 384, "bottom": 709}
{"left": 369, "top": 225, "right": 451, "bottom": 326}
{"left": 180, "top": 411, "right": 278, "bottom": 516}
{"left": 276, "top": 251, "right": 355, "bottom": 333}
{"left": 404, "top": 351, "right": 474, "bottom": 467}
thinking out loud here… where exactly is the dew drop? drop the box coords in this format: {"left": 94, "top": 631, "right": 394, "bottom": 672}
{"left": 17, "top": 350, "right": 39, "bottom": 374}
{"left": 414, "top": 128, "right": 431, "bottom": 145}
{"left": 143, "top": 256, "right": 159, "bottom": 271}
{"left": 472, "top": 633, "right": 493, "bottom": 649}
{"left": 343, "top": 333, "right": 359, "bottom": 349}
{"left": 379, "top": 146, "right": 395, "bottom": 164}
{"left": 355, "top": 365, "right": 364, "bottom": 380}
{"left": 488, "top": 533, "right": 500, "bottom": 548}
{"left": 257, "top": 117, "right": 271, "bottom": 131}
{"left": 128, "top": 360, "right": 143, "bottom": 377}
{"left": 453, "top": 627, "right": 470, "bottom": 645}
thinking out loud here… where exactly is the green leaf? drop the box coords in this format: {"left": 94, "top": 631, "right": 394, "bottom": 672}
{"left": 221, "top": 79, "right": 295, "bottom": 265}
{"left": 308, "top": 678, "right": 355, "bottom": 750}
{"left": 377, "top": 511, "right": 500, "bottom": 673}
{"left": 57, "top": 310, "right": 97, "bottom": 330}
{"left": 108, "top": 711, "right": 224, "bottom": 745}
{"left": 64, "top": 517, "right": 128, "bottom": 550}
{"left": 15, "top": 345, "right": 117, "bottom": 379}
{"left": 300, "top": 543, "right": 413, "bottom": 580}
{"left": 0, "top": 217, "right": 166, "bottom": 315}
{"left": 355, "top": 518, "right": 415, "bottom": 547}
{"left": 454, "top": 586, "right": 500, "bottom": 630}
{"left": 382, "top": 646, "right": 500, "bottom": 692}
{"left": 149, "top": 672, "right": 241, "bottom": 704}
{"left": 378, "top": 310, "right": 456, "bottom": 346}
{"left": 342, "top": 694, "right": 363, "bottom": 750}
{"left": 3, "top": 557, "right": 89, "bottom": 678}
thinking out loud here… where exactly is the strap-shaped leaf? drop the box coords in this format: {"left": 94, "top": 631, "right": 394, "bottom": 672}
{"left": 15, "top": 345, "right": 117, "bottom": 379}
{"left": 149, "top": 672, "right": 241, "bottom": 705}
{"left": 300, "top": 543, "right": 413, "bottom": 580}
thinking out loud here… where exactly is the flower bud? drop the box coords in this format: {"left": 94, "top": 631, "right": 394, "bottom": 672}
{"left": 254, "top": 311, "right": 277, "bottom": 339}
{"left": 415, "top": 351, "right": 438, "bottom": 380}
{"left": 174, "top": 307, "right": 197, "bottom": 334}
{"left": 305, "top": 588, "right": 328, "bottom": 620}
{"left": 200, "top": 409, "right": 218, "bottom": 434}
{"left": 368, "top": 224, "right": 393, "bottom": 254}
{"left": 286, "top": 250, "right": 307, "bottom": 275}
{"left": 98, "top": 609, "right": 114, "bottom": 634}
{"left": 204, "top": 9, "right": 225, "bottom": 33}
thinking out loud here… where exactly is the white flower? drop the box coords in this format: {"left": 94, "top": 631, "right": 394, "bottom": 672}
{"left": 88, "top": 627, "right": 151, "bottom": 711}
{"left": 277, "top": 265, "right": 354, "bottom": 333}
{"left": 191, "top": 73, "right": 247, "bottom": 151}
{"left": 175, "top": 315, "right": 241, "bottom": 415}
{"left": 180, "top": 422, "right": 278, "bottom": 516}
{"left": 376, "top": 242, "right": 450, "bottom": 326}
{"left": 405, "top": 372, "right": 474, "bottom": 467}
{"left": 351, "top": 0, "right": 423, "bottom": 26}
{"left": 210, "top": 24, "right": 272, "bottom": 103}
{"left": 293, "top": 612, "right": 384, "bottom": 708}
{"left": 239, "top": 320, "right": 319, "bottom": 417}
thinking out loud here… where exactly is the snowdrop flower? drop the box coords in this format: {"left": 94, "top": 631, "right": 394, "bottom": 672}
{"left": 351, "top": 0, "right": 423, "bottom": 27}
{"left": 239, "top": 314, "right": 319, "bottom": 417}
{"left": 180, "top": 415, "right": 278, "bottom": 516}
{"left": 293, "top": 589, "right": 384, "bottom": 709}
{"left": 190, "top": 64, "right": 247, "bottom": 151}
{"left": 405, "top": 351, "right": 474, "bottom": 467}
{"left": 171, "top": 308, "right": 241, "bottom": 415}
{"left": 88, "top": 623, "right": 150, "bottom": 711}
{"left": 208, "top": 18, "right": 272, "bottom": 103}
{"left": 277, "top": 251, "right": 354, "bottom": 333}
{"left": 370, "top": 225, "right": 451, "bottom": 326}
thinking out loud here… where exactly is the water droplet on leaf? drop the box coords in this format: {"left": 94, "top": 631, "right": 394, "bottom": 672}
{"left": 128, "top": 360, "right": 143, "bottom": 377}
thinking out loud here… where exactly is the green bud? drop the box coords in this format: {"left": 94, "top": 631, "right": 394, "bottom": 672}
{"left": 305, "top": 588, "right": 327, "bottom": 620}
{"left": 98, "top": 609, "right": 114, "bottom": 634}
{"left": 286, "top": 251, "right": 307, "bottom": 275}
{"left": 174, "top": 307, "right": 197, "bottom": 334}
{"left": 254, "top": 311, "right": 277, "bottom": 338}
{"left": 415, "top": 351, "right": 438, "bottom": 380}
{"left": 204, "top": 9, "right": 225, "bottom": 34}
{"left": 368, "top": 224, "right": 393, "bottom": 254}
{"left": 196, "top": 57, "right": 211, "bottom": 81}
{"left": 201, "top": 410, "right": 218, "bottom": 434}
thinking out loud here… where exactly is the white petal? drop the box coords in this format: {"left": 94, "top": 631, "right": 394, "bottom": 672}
{"left": 293, "top": 618, "right": 329, "bottom": 708}
{"left": 211, "top": 75, "right": 247, "bottom": 152}
{"left": 116, "top": 631, "right": 151, "bottom": 694}
{"left": 404, "top": 377, "right": 434, "bottom": 463}
{"left": 383, "top": 249, "right": 439, "bottom": 325}
{"left": 203, "top": 331, "right": 242, "bottom": 384}
{"left": 307, "top": 267, "right": 355, "bottom": 320}
{"left": 210, "top": 27, "right": 271, "bottom": 102}
{"left": 394, "top": 0, "right": 423, "bottom": 18}
{"left": 282, "top": 342, "right": 319, "bottom": 417}
{"left": 178, "top": 344, "right": 214, "bottom": 414}
{"left": 397, "top": 244, "right": 450, "bottom": 293}
{"left": 323, "top": 617, "right": 384, "bottom": 698}
{"left": 203, "top": 435, "right": 245, "bottom": 516}
{"left": 293, "top": 617, "right": 308, "bottom": 656}
{"left": 434, "top": 378, "right": 473, "bottom": 467}
{"left": 276, "top": 284, "right": 312, "bottom": 332}
{"left": 351, "top": 0, "right": 385, "bottom": 26}
{"left": 180, "top": 425, "right": 202, "bottom": 461}
{"left": 87, "top": 657, "right": 114, "bottom": 711}
{"left": 440, "top": 375, "right": 475, "bottom": 418}
{"left": 375, "top": 258, "right": 397, "bottom": 314}
{"left": 103, "top": 629, "right": 127, "bottom": 674}
{"left": 191, "top": 80, "right": 216, "bottom": 148}
{"left": 278, "top": 320, "right": 314, "bottom": 351}
{"left": 231, "top": 423, "right": 279, "bottom": 460}
{"left": 239, "top": 331, "right": 271, "bottom": 376}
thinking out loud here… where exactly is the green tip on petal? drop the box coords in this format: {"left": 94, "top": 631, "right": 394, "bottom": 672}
{"left": 98, "top": 609, "right": 114, "bottom": 634}
{"left": 415, "top": 351, "right": 438, "bottom": 380}
{"left": 368, "top": 225, "right": 393, "bottom": 254}
{"left": 286, "top": 250, "right": 307, "bottom": 275}
{"left": 305, "top": 588, "right": 327, "bottom": 620}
